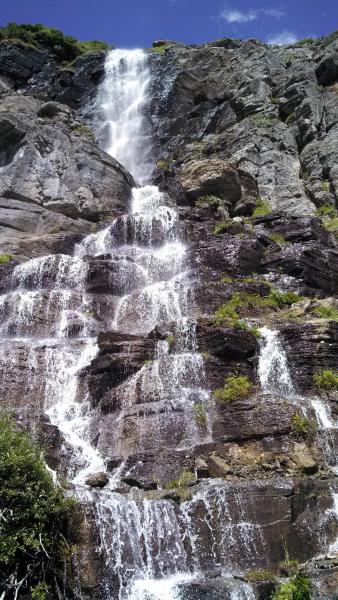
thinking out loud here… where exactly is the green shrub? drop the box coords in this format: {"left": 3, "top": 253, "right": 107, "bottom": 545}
{"left": 246, "top": 569, "right": 276, "bottom": 582}
{"left": 232, "top": 320, "right": 261, "bottom": 337}
{"left": 313, "top": 369, "right": 338, "bottom": 390}
{"left": 0, "top": 414, "right": 73, "bottom": 597}
{"left": 0, "top": 253, "right": 12, "bottom": 264}
{"left": 316, "top": 205, "right": 338, "bottom": 238}
{"left": 0, "top": 23, "right": 110, "bottom": 63}
{"left": 213, "top": 289, "right": 303, "bottom": 327}
{"left": 291, "top": 411, "right": 317, "bottom": 441}
{"left": 321, "top": 180, "right": 330, "bottom": 193}
{"left": 253, "top": 197, "right": 271, "bottom": 217}
{"left": 156, "top": 159, "right": 168, "bottom": 169}
{"left": 312, "top": 305, "right": 338, "bottom": 321}
{"left": 164, "top": 469, "right": 196, "bottom": 489}
{"left": 252, "top": 114, "right": 275, "bottom": 128}
{"left": 268, "top": 232, "right": 289, "bottom": 245}
{"left": 297, "top": 38, "right": 314, "bottom": 45}
{"left": 213, "top": 374, "right": 252, "bottom": 404}
{"left": 286, "top": 112, "right": 296, "bottom": 125}
{"left": 196, "top": 195, "right": 221, "bottom": 208}
{"left": 271, "top": 574, "right": 311, "bottom": 600}
{"left": 201, "top": 351, "right": 211, "bottom": 360}
{"left": 220, "top": 275, "right": 235, "bottom": 283}
{"left": 316, "top": 204, "right": 337, "bottom": 218}
{"left": 166, "top": 334, "right": 175, "bottom": 347}
{"left": 213, "top": 221, "right": 231, "bottom": 235}
{"left": 31, "top": 583, "right": 50, "bottom": 600}
{"left": 72, "top": 124, "right": 94, "bottom": 139}
{"left": 151, "top": 44, "right": 168, "bottom": 55}
{"left": 194, "top": 403, "right": 207, "bottom": 427}
{"left": 268, "top": 288, "right": 303, "bottom": 308}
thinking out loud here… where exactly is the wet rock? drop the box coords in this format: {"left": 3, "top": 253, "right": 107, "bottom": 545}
{"left": 212, "top": 395, "right": 295, "bottom": 443}
{"left": 87, "top": 331, "right": 156, "bottom": 407}
{"left": 195, "top": 457, "right": 209, "bottom": 478}
{"left": 281, "top": 321, "right": 338, "bottom": 391}
{"left": 290, "top": 443, "right": 318, "bottom": 474}
{"left": 85, "top": 471, "right": 109, "bottom": 488}
{"left": 207, "top": 454, "right": 231, "bottom": 478}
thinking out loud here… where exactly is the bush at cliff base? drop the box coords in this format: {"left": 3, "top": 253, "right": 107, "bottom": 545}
{"left": 0, "top": 414, "right": 73, "bottom": 599}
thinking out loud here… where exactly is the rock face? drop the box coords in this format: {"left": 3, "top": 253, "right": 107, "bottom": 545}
{"left": 0, "top": 31, "right": 338, "bottom": 600}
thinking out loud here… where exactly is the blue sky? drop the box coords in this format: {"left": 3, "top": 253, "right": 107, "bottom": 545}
{"left": 1, "top": 0, "right": 337, "bottom": 48}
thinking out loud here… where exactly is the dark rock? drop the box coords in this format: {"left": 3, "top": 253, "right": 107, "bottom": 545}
{"left": 85, "top": 471, "right": 109, "bottom": 488}
{"left": 316, "top": 53, "right": 338, "bottom": 86}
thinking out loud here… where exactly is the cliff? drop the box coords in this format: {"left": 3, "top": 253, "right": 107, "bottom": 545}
{"left": 0, "top": 28, "right": 338, "bottom": 600}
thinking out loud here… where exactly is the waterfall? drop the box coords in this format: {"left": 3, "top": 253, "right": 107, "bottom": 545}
{"left": 92, "top": 49, "right": 152, "bottom": 184}
{"left": 258, "top": 326, "right": 295, "bottom": 398}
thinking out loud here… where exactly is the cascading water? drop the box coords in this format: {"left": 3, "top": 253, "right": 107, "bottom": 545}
{"left": 258, "top": 326, "right": 295, "bottom": 398}
{"left": 91, "top": 49, "right": 152, "bottom": 184}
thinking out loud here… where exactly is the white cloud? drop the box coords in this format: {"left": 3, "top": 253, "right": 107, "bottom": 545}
{"left": 264, "top": 9, "right": 284, "bottom": 17}
{"left": 220, "top": 7, "right": 284, "bottom": 24}
{"left": 267, "top": 31, "right": 298, "bottom": 45}
{"left": 221, "top": 9, "right": 257, "bottom": 23}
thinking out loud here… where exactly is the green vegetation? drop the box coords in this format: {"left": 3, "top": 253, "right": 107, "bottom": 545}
{"left": 271, "top": 574, "right": 312, "bottom": 600}
{"left": 0, "top": 253, "right": 12, "bottom": 264}
{"left": 286, "top": 112, "right": 296, "bottom": 125}
{"left": 268, "top": 232, "right": 289, "bottom": 245}
{"left": 0, "top": 23, "right": 110, "bottom": 63}
{"left": 321, "top": 180, "right": 330, "bottom": 193}
{"left": 213, "top": 221, "right": 231, "bottom": 235}
{"left": 316, "top": 205, "right": 338, "bottom": 239}
{"left": 194, "top": 403, "right": 207, "bottom": 427}
{"left": 279, "top": 560, "right": 300, "bottom": 577}
{"left": 164, "top": 469, "right": 196, "bottom": 489}
{"left": 0, "top": 413, "right": 73, "bottom": 598}
{"left": 291, "top": 411, "right": 317, "bottom": 442}
{"left": 156, "top": 159, "right": 168, "bottom": 169}
{"left": 220, "top": 275, "right": 234, "bottom": 284}
{"left": 252, "top": 114, "right": 275, "bottom": 128}
{"left": 233, "top": 319, "right": 261, "bottom": 338}
{"left": 312, "top": 305, "right": 338, "bottom": 321}
{"left": 246, "top": 569, "right": 276, "bottom": 582}
{"left": 201, "top": 351, "right": 211, "bottom": 360}
{"left": 316, "top": 204, "right": 336, "bottom": 217}
{"left": 297, "top": 38, "right": 314, "bottom": 46}
{"left": 313, "top": 369, "right": 338, "bottom": 390}
{"left": 271, "top": 97, "right": 279, "bottom": 105}
{"left": 213, "top": 374, "right": 252, "bottom": 404}
{"left": 253, "top": 197, "right": 271, "bottom": 217}
{"left": 72, "top": 124, "right": 94, "bottom": 139}
{"left": 286, "top": 52, "right": 296, "bottom": 63}
{"left": 166, "top": 334, "right": 175, "bottom": 347}
{"left": 151, "top": 44, "right": 169, "bottom": 55}
{"left": 213, "top": 289, "right": 303, "bottom": 328}
{"left": 196, "top": 195, "right": 221, "bottom": 208}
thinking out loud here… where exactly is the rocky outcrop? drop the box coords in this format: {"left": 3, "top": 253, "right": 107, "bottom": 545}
{"left": 0, "top": 95, "right": 133, "bottom": 220}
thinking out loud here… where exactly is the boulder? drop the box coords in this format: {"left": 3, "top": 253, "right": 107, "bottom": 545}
{"left": 207, "top": 454, "right": 231, "bottom": 477}
{"left": 179, "top": 159, "right": 242, "bottom": 203}
{"left": 85, "top": 471, "right": 109, "bottom": 488}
